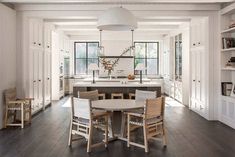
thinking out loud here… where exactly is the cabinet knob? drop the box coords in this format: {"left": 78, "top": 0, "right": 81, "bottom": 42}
{"left": 38, "top": 43, "right": 41, "bottom": 46}
{"left": 193, "top": 43, "right": 196, "bottom": 46}
{"left": 198, "top": 80, "right": 200, "bottom": 83}
{"left": 47, "top": 78, "right": 50, "bottom": 80}
{"left": 38, "top": 79, "right": 41, "bottom": 82}
{"left": 47, "top": 46, "right": 50, "bottom": 48}
{"left": 193, "top": 80, "right": 196, "bottom": 82}
{"left": 33, "top": 42, "right": 36, "bottom": 45}
{"left": 198, "top": 42, "right": 200, "bottom": 45}
{"left": 33, "top": 80, "right": 36, "bottom": 83}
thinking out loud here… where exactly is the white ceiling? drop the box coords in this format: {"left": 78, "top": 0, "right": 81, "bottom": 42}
{"left": 0, "top": 0, "right": 234, "bottom": 3}
{"left": 2, "top": 0, "right": 227, "bottom": 37}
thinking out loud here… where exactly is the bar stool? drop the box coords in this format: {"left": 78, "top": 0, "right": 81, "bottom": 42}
{"left": 129, "top": 93, "right": 135, "bottom": 99}
{"left": 111, "top": 93, "right": 124, "bottom": 99}
{"left": 98, "top": 93, "right": 106, "bottom": 100}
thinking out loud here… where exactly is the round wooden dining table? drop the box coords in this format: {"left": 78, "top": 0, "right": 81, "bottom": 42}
{"left": 92, "top": 99, "right": 145, "bottom": 141}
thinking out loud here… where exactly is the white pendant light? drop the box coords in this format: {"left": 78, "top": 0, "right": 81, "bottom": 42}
{"left": 97, "top": 7, "right": 138, "bottom": 31}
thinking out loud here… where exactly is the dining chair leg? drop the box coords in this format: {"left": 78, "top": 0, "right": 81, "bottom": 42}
{"left": 104, "top": 115, "right": 108, "bottom": 147}
{"left": 68, "top": 120, "right": 73, "bottom": 146}
{"left": 120, "top": 111, "right": 127, "bottom": 138}
{"left": 143, "top": 121, "right": 149, "bottom": 153}
{"left": 87, "top": 122, "right": 93, "bottom": 153}
{"left": 21, "top": 103, "right": 24, "bottom": 129}
{"left": 108, "top": 112, "right": 114, "bottom": 138}
{"left": 127, "top": 114, "right": 130, "bottom": 148}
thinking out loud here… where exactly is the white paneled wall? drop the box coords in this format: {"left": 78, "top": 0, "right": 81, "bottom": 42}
{"left": 0, "top": 4, "right": 16, "bottom": 129}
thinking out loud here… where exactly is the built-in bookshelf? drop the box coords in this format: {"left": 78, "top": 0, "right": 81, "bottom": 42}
{"left": 220, "top": 4, "right": 235, "bottom": 129}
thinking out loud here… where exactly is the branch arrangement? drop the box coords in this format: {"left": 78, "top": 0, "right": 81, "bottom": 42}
{"left": 99, "top": 46, "right": 135, "bottom": 73}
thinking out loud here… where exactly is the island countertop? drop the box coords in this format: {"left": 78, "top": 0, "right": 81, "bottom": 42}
{"left": 73, "top": 81, "right": 162, "bottom": 87}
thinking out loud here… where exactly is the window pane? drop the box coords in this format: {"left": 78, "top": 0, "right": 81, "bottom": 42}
{"left": 88, "top": 43, "right": 99, "bottom": 58}
{"left": 87, "top": 58, "right": 99, "bottom": 74}
{"left": 75, "top": 43, "right": 86, "bottom": 58}
{"left": 147, "top": 43, "right": 158, "bottom": 58}
{"left": 147, "top": 59, "right": 158, "bottom": 75}
{"left": 134, "top": 58, "right": 146, "bottom": 75}
{"left": 135, "top": 43, "right": 145, "bottom": 58}
{"left": 75, "top": 59, "right": 86, "bottom": 75}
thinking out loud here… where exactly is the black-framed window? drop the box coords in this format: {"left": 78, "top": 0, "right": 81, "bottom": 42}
{"left": 134, "top": 42, "right": 159, "bottom": 75}
{"left": 74, "top": 42, "right": 99, "bottom": 75}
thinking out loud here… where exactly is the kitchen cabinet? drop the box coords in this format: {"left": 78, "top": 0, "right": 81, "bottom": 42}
{"left": 190, "top": 19, "right": 206, "bottom": 48}
{"left": 29, "top": 18, "right": 43, "bottom": 49}
{"left": 29, "top": 49, "right": 43, "bottom": 113}
{"left": 43, "top": 23, "right": 53, "bottom": 107}
{"left": 28, "top": 18, "right": 44, "bottom": 114}
{"left": 190, "top": 18, "right": 208, "bottom": 118}
{"left": 191, "top": 49, "right": 206, "bottom": 114}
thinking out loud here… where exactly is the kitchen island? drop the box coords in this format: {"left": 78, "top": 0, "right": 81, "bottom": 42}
{"left": 73, "top": 79, "right": 162, "bottom": 98}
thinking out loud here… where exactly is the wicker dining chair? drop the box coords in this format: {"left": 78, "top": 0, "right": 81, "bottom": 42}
{"left": 68, "top": 97, "right": 109, "bottom": 152}
{"left": 78, "top": 90, "right": 105, "bottom": 100}
{"left": 126, "top": 97, "right": 167, "bottom": 152}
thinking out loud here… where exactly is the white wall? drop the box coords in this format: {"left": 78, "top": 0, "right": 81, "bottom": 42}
{"left": 0, "top": 4, "right": 16, "bottom": 129}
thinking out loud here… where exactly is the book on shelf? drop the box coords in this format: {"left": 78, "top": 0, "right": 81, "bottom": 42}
{"left": 222, "top": 38, "right": 235, "bottom": 49}
{"left": 221, "top": 82, "right": 233, "bottom": 96}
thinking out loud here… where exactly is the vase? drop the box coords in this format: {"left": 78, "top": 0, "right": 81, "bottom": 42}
{"left": 108, "top": 70, "right": 112, "bottom": 80}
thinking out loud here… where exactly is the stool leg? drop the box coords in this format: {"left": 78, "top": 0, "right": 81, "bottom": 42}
{"left": 29, "top": 103, "right": 32, "bottom": 124}
{"left": 4, "top": 107, "right": 8, "bottom": 128}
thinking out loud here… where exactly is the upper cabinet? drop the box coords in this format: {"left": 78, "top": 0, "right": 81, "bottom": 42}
{"left": 44, "top": 23, "right": 53, "bottom": 51}
{"left": 190, "top": 19, "right": 206, "bottom": 48}
{"left": 29, "top": 18, "right": 43, "bottom": 49}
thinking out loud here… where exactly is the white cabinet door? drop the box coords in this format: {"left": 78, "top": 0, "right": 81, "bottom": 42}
{"left": 195, "top": 51, "right": 201, "bottom": 101}
{"left": 191, "top": 50, "right": 196, "bottom": 99}
{"left": 38, "top": 20, "right": 43, "bottom": 49}
{"left": 44, "top": 51, "right": 51, "bottom": 105}
{"left": 38, "top": 50, "right": 43, "bottom": 108}
{"left": 33, "top": 49, "right": 39, "bottom": 110}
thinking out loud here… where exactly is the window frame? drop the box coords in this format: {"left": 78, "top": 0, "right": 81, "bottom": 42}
{"left": 74, "top": 41, "right": 99, "bottom": 75}
{"left": 134, "top": 42, "right": 160, "bottom": 75}
{"left": 174, "top": 34, "right": 182, "bottom": 82}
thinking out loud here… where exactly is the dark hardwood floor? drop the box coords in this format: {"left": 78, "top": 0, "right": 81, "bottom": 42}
{"left": 1, "top": 97, "right": 235, "bottom": 157}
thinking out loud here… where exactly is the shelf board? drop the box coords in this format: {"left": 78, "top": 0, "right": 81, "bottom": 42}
{"left": 221, "top": 27, "right": 235, "bottom": 34}
{"left": 221, "top": 95, "right": 235, "bottom": 101}
{"left": 221, "top": 48, "right": 235, "bottom": 52}
{"left": 221, "top": 67, "right": 235, "bottom": 71}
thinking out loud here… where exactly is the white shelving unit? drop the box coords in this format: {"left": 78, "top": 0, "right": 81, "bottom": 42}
{"left": 220, "top": 4, "right": 235, "bottom": 129}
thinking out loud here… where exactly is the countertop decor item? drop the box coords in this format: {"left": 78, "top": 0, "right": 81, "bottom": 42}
{"left": 99, "top": 45, "right": 135, "bottom": 78}
{"left": 88, "top": 63, "right": 99, "bottom": 83}
{"left": 135, "top": 63, "right": 145, "bottom": 84}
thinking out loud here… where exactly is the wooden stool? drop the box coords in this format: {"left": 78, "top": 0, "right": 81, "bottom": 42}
{"left": 129, "top": 93, "right": 135, "bottom": 99}
{"left": 111, "top": 93, "right": 124, "bottom": 99}
{"left": 98, "top": 93, "right": 106, "bottom": 100}
{"left": 4, "top": 88, "right": 33, "bottom": 129}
